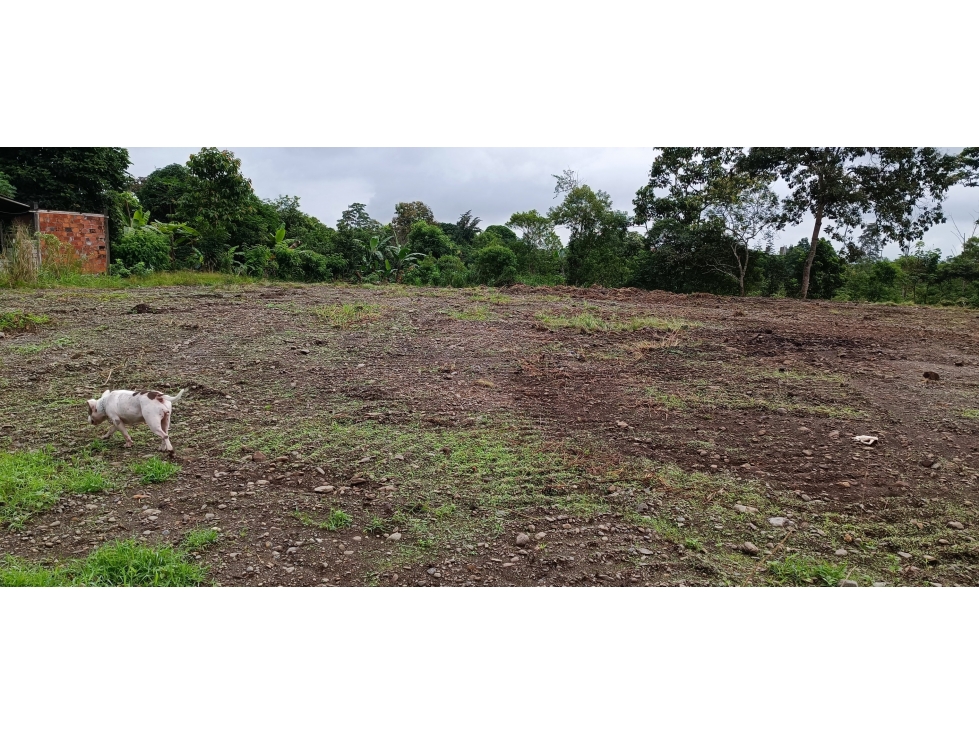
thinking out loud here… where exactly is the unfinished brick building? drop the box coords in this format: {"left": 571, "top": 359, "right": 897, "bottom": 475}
{"left": 0, "top": 196, "right": 108, "bottom": 275}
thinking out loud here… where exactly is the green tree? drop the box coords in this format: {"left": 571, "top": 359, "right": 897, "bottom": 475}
{"left": 0, "top": 171, "right": 16, "bottom": 199}
{"left": 177, "top": 148, "right": 255, "bottom": 227}
{"left": 392, "top": 201, "right": 435, "bottom": 246}
{"left": 632, "top": 148, "right": 751, "bottom": 294}
{"left": 135, "top": 163, "right": 192, "bottom": 222}
{"left": 408, "top": 221, "right": 457, "bottom": 259}
{"left": 549, "top": 174, "right": 637, "bottom": 287}
{"left": 0, "top": 147, "right": 132, "bottom": 214}
{"left": 740, "top": 147, "right": 958, "bottom": 298}
{"left": 473, "top": 245, "right": 518, "bottom": 286}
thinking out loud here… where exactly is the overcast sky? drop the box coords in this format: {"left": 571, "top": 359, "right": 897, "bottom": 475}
{"left": 128, "top": 148, "right": 978, "bottom": 259}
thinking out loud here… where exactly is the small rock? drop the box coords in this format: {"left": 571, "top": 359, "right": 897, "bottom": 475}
{"left": 923, "top": 371, "right": 939, "bottom": 381}
{"left": 948, "top": 521, "right": 965, "bottom": 530}
{"left": 534, "top": 532, "right": 546, "bottom": 540}
{"left": 768, "top": 517, "right": 790, "bottom": 527}
{"left": 897, "top": 551, "right": 912, "bottom": 560}
{"left": 204, "top": 513, "right": 215, "bottom": 520}
{"left": 299, "top": 348, "right": 309, "bottom": 355}
{"left": 742, "top": 542, "right": 760, "bottom": 555}
{"left": 515, "top": 533, "right": 531, "bottom": 547}
{"left": 252, "top": 451, "right": 267, "bottom": 462}
{"left": 312, "top": 485, "right": 333, "bottom": 493}
{"left": 256, "top": 479, "right": 270, "bottom": 486}
{"left": 828, "top": 430, "right": 840, "bottom": 439}
{"left": 637, "top": 547, "right": 654, "bottom": 555}
{"left": 835, "top": 548, "right": 848, "bottom": 556}
{"left": 839, "top": 579, "right": 858, "bottom": 587}
{"left": 775, "top": 408, "right": 788, "bottom": 415}
{"left": 386, "top": 532, "right": 402, "bottom": 541}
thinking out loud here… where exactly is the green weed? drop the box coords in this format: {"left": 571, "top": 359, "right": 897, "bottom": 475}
{"left": 448, "top": 305, "right": 491, "bottom": 321}
{"left": 0, "top": 539, "right": 208, "bottom": 587}
{"left": 182, "top": 528, "right": 219, "bottom": 550}
{"left": 295, "top": 509, "right": 352, "bottom": 531}
{"left": 313, "top": 303, "right": 381, "bottom": 328}
{"left": 767, "top": 554, "right": 849, "bottom": 587}
{"left": 0, "top": 448, "right": 110, "bottom": 528}
{"left": 131, "top": 457, "right": 180, "bottom": 484}
{"left": 0, "top": 311, "right": 51, "bottom": 332}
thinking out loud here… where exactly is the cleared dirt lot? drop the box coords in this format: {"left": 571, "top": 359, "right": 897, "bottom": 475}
{"left": 2, "top": 282, "right": 978, "bottom": 586}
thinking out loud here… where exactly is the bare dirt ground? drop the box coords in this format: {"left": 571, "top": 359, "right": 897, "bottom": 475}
{"left": 2, "top": 282, "right": 978, "bottom": 586}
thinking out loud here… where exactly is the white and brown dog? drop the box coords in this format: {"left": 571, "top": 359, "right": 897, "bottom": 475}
{"left": 86, "top": 388, "right": 187, "bottom": 453}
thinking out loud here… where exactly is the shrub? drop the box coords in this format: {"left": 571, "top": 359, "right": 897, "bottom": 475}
{"left": 272, "top": 245, "right": 344, "bottom": 282}
{"left": 112, "top": 228, "right": 171, "bottom": 271}
{"left": 473, "top": 245, "right": 517, "bottom": 286}
{"left": 435, "top": 255, "right": 468, "bottom": 287}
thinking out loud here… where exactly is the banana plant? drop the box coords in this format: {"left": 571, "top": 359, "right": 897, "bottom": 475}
{"left": 272, "top": 223, "right": 300, "bottom": 249}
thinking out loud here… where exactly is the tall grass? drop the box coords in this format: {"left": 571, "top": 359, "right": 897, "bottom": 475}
{"left": 0, "top": 224, "right": 40, "bottom": 286}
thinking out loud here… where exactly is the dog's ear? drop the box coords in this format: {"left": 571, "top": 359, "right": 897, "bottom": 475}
{"left": 86, "top": 399, "right": 95, "bottom": 415}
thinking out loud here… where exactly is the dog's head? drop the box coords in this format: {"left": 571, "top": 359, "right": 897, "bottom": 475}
{"left": 86, "top": 392, "right": 108, "bottom": 425}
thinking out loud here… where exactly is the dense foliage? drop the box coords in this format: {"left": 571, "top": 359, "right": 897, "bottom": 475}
{"left": 3, "top": 146, "right": 978, "bottom": 308}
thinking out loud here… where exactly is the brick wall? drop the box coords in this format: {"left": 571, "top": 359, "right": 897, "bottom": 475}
{"left": 37, "top": 211, "right": 108, "bottom": 275}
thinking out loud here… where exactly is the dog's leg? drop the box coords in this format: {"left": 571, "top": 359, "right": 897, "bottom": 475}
{"left": 146, "top": 411, "right": 173, "bottom": 453}
{"left": 113, "top": 420, "right": 134, "bottom": 448}
{"left": 102, "top": 425, "right": 118, "bottom": 441}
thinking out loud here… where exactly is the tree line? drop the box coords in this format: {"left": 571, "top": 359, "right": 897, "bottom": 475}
{"left": 2, "top": 147, "right": 977, "bottom": 305}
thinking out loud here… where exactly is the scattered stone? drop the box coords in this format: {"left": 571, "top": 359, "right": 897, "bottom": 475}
{"left": 252, "top": 451, "right": 267, "bottom": 462}
{"left": 515, "top": 533, "right": 531, "bottom": 547}
{"left": 835, "top": 548, "right": 848, "bottom": 556}
{"left": 204, "top": 513, "right": 215, "bottom": 520}
{"left": 768, "top": 517, "right": 791, "bottom": 527}
{"left": 386, "top": 532, "right": 402, "bottom": 541}
{"left": 534, "top": 532, "right": 546, "bottom": 540}
{"left": 256, "top": 479, "right": 270, "bottom": 486}
{"left": 299, "top": 348, "right": 309, "bottom": 355}
{"left": 872, "top": 582, "right": 889, "bottom": 587}
{"left": 312, "top": 485, "right": 333, "bottom": 493}
{"left": 929, "top": 582, "right": 943, "bottom": 587}
{"left": 828, "top": 430, "right": 840, "bottom": 439}
{"left": 637, "top": 547, "right": 654, "bottom": 555}
{"left": 839, "top": 580, "right": 858, "bottom": 587}
{"left": 948, "top": 521, "right": 965, "bottom": 530}
{"left": 897, "top": 551, "right": 912, "bottom": 560}
{"left": 742, "top": 542, "right": 760, "bottom": 555}
{"left": 923, "top": 371, "right": 940, "bottom": 381}
{"left": 734, "top": 504, "right": 758, "bottom": 514}
{"left": 775, "top": 408, "right": 788, "bottom": 415}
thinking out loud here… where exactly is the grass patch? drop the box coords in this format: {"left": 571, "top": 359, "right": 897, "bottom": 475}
{"left": 0, "top": 448, "right": 110, "bottom": 529}
{"left": 962, "top": 409, "right": 979, "bottom": 420}
{"left": 313, "top": 303, "right": 381, "bottom": 328}
{"left": 469, "top": 293, "right": 512, "bottom": 305}
{"left": 131, "top": 457, "right": 180, "bottom": 484}
{"left": 295, "top": 509, "right": 353, "bottom": 531}
{"left": 0, "top": 311, "right": 51, "bottom": 333}
{"left": 234, "top": 414, "right": 610, "bottom": 561}
{"left": 448, "top": 305, "right": 491, "bottom": 321}
{"left": 0, "top": 539, "right": 208, "bottom": 587}
{"left": 767, "top": 554, "right": 849, "bottom": 587}
{"left": 536, "top": 310, "right": 696, "bottom": 334}
{"left": 182, "top": 527, "right": 220, "bottom": 550}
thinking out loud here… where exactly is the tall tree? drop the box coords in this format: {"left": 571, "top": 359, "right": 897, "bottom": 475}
{"left": 0, "top": 171, "right": 16, "bottom": 199}
{"left": 135, "top": 163, "right": 192, "bottom": 222}
{"left": 177, "top": 148, "right": 255, "bottom": 227}
{"left": 549, "top": 174, "right": 636, "bottom": 287}
{"left": 392, "top": 201, "right": 435, "bottom": 245}
{"left": 632, "top": 148, "right": 754, "bottom": 294}
{"left": 0, "top": 147, "right": 131, "bottom": 213}
{"left": 704, "top": 177, "right": 780, "bottom": 296}
{"left": 740, "top": 147, "right": 958, "bottom": 298}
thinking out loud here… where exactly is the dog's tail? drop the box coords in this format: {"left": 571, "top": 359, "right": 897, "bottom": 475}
{"left": 167, "top": 388, "right": 187, "bottom": 403}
